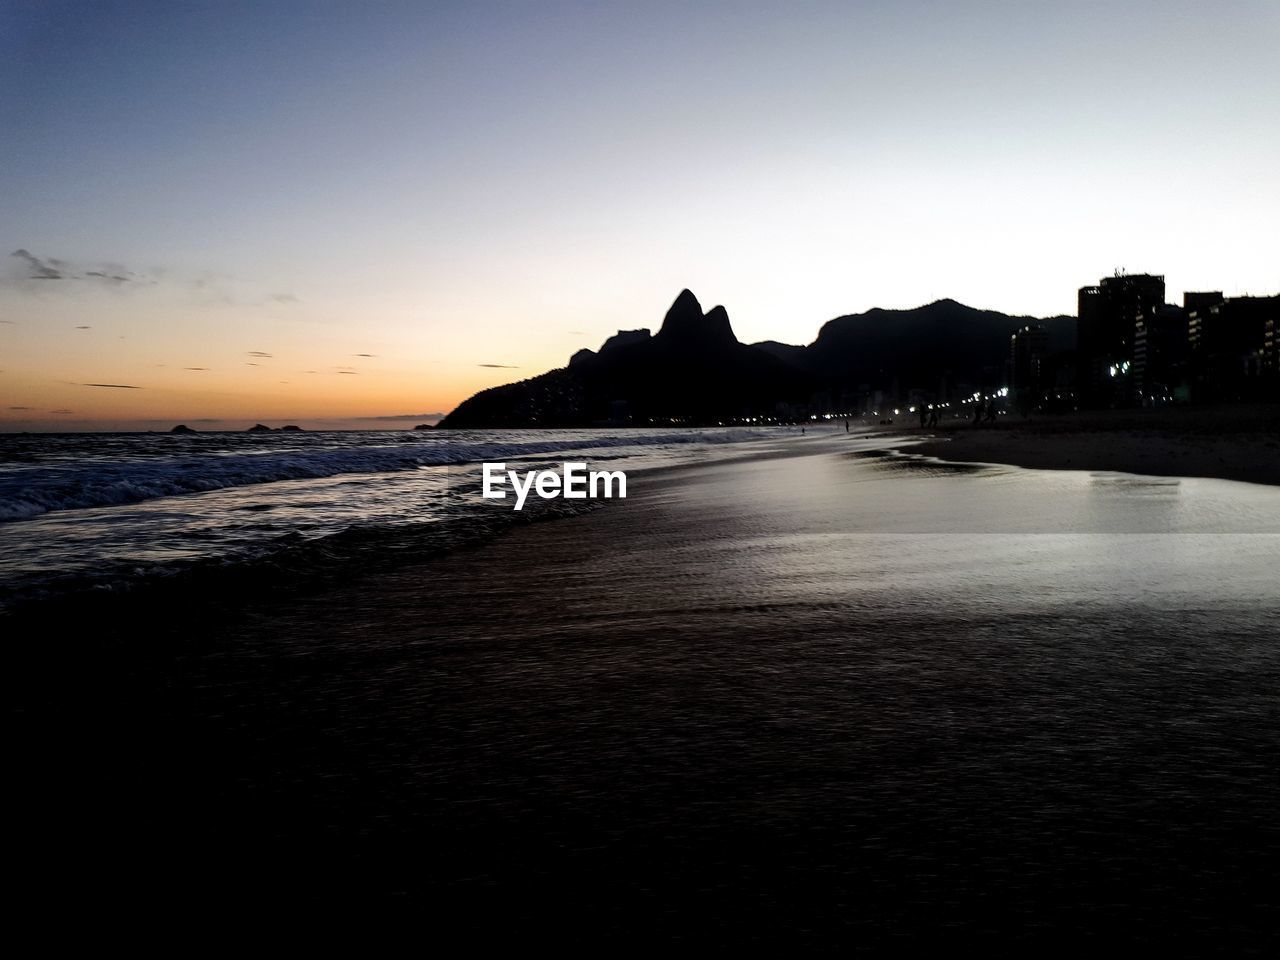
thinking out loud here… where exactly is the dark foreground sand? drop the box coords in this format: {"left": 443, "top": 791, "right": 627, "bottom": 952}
{"left": 9, "top": 438, "right": 1280, "bottom": 949}
{"left": 909, "top": 404, "right": 1280, "bottom": 486}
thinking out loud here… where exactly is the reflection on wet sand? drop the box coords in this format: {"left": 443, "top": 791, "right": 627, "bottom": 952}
{"left": 8, "top": 436, "right": 1280, "bottom": 948}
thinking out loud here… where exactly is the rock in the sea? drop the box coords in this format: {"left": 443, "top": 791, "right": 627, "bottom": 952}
{"left": 280, "top": 424, "right": 304, "bottom": 432}
{"left": 413, "top": 423, "right": 436, "bottom": 430}
{"left": 247, "top": 423, "right": 274, "bottom": 432}
{"left": 170, "top": 424, "right": 197, "bottom": 434}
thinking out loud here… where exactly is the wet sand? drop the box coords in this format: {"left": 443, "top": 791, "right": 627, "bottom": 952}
{"left": 9, "top": 437, "right": 1280, "bottom": 948}
{"left": 908, "top": 404, "right": 1280, "bottom": 486}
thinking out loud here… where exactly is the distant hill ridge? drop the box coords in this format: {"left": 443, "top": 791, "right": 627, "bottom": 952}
{"left": 773, "top": 297, "right": 1074, "bottom": 383}
{"left": 438, "top": 290, "right": 1073, "bottom": 428}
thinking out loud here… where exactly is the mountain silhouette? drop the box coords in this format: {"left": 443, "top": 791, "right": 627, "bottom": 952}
{"left": 758, "top": 298, "right": 1074, "bottom": 390}
{"left": 440, "top": 290, "right": 810, "bottom": 427}
{"left": 439, "top": 292, "right": 1074, "bottom": 427}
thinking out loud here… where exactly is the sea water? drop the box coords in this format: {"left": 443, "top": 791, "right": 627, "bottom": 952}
{"left": 0, "top": 426, "right": 783, "bottom": 606}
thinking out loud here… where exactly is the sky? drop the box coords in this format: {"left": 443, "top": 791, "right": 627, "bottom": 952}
{"left": 2, "top": 0, "right": 1277, "bottom": 430}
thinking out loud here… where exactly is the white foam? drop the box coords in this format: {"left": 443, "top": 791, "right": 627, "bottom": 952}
{"left": 0, "top": 428, "right": 777, "bottom": 521}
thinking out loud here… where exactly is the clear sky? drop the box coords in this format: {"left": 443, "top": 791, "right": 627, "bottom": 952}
{"left": 3, "top": 0, "right": 1277, "bottom": 430}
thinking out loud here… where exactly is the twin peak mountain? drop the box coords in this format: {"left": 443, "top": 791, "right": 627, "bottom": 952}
{"left": 438, "top": 289, "right": 1071, "bottom": 428}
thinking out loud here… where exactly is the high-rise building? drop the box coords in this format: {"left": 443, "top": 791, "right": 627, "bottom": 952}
{"left": 1133, "top": 304, "right": 1189, "bottom": 405}
{"left": 1266, "top": 315, "right": 1277, "bottom": 384}
{"left": 1077, "top": 272, "right": 1165, "bottom": 407}
{"left": 1009, "top": 324, "right": 1048, "bottom": 407}
{"left": 1183, "top": 291, "right": 1224, "bottom": 314}
{"left": 1188, "top": 295, "right": 1278, "bottom": 401}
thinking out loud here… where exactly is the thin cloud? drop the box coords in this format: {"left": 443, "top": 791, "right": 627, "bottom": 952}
{"left": 189, "top": 273, "right": 236, "bottom": 305}
{"left": 478, "top": 363, "right": 520, "bottom": 368}
{"left": 8, "top": 405, "right": 33, "bottom": 411}
{"left": 9, "top": 249, "right": 155, "bottom": 286}
{"left": 81, "top": 383, "right": 142, "bottom": 389}
{"left": 247, "top": 351, "right": 273, "bottom": 358}
{"left": 337, "top": 370, "right": 358, "bottom": 375}
{"left": 75, "top": 325, "right": 91, "bottom": 329}
{"left": 362, "top": 413, "right": 446, "bottom": 421}
{"left": 11, "top": 249, "right": 63, "bottom": 280}
{"left": 50, "top": 408, "right": 74, "bottom": 414}
{"left": 245, "top": 362, "right": 260, "bottom": 366}
{"left": 354, "top": 353, "right": 376, "bottom": 358}
{"left": 184, "top": 367, "right": 210, "bottom": 371}
{"left": 6, "top": 250, "right": 287, "bottom": 301}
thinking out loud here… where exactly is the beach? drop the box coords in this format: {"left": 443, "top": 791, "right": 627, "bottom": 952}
{"left": 8, "top": 432, "right": 1280, "bottom": 947}
{"left": 908, "top": 404, "right": 1280, "bottom": 487}
{"left": 9, "top": 0, "right": 1278, "bottom": 948}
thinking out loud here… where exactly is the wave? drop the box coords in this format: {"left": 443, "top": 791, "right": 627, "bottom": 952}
{"left": 0, "top": 485, "right": 602, "bottom": 615}
{"left": 0, "top": 428, "right": 772, "bottom": 522}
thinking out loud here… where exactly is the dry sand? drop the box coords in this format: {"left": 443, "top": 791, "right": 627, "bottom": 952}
{"left": 906, "top": 404, "right": 1280, "bottom": 486}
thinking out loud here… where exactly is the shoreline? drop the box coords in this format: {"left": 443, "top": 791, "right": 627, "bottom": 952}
{"left": 0, "top": 431, "right": 821, "bottom": 618}
{"left": 8, "top": 430, "right": 1280, "bottom": 945}
{"left": 900, "top": 404, "right": 1280, "bottom": 487}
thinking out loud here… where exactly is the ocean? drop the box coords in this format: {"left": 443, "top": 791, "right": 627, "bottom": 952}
{"left": 0, "top": 426, "right": 785, "bottom": 608}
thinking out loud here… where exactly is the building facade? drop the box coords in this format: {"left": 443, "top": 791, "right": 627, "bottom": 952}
{"left": 1009, "top": 324, "right": 1049, "bottom": 411}
{"left": 1188, "top": 295, "right": 1279, "bottom": 401}
{"left": 1077, "top": 272, "right": 1165, "bottom": 407}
